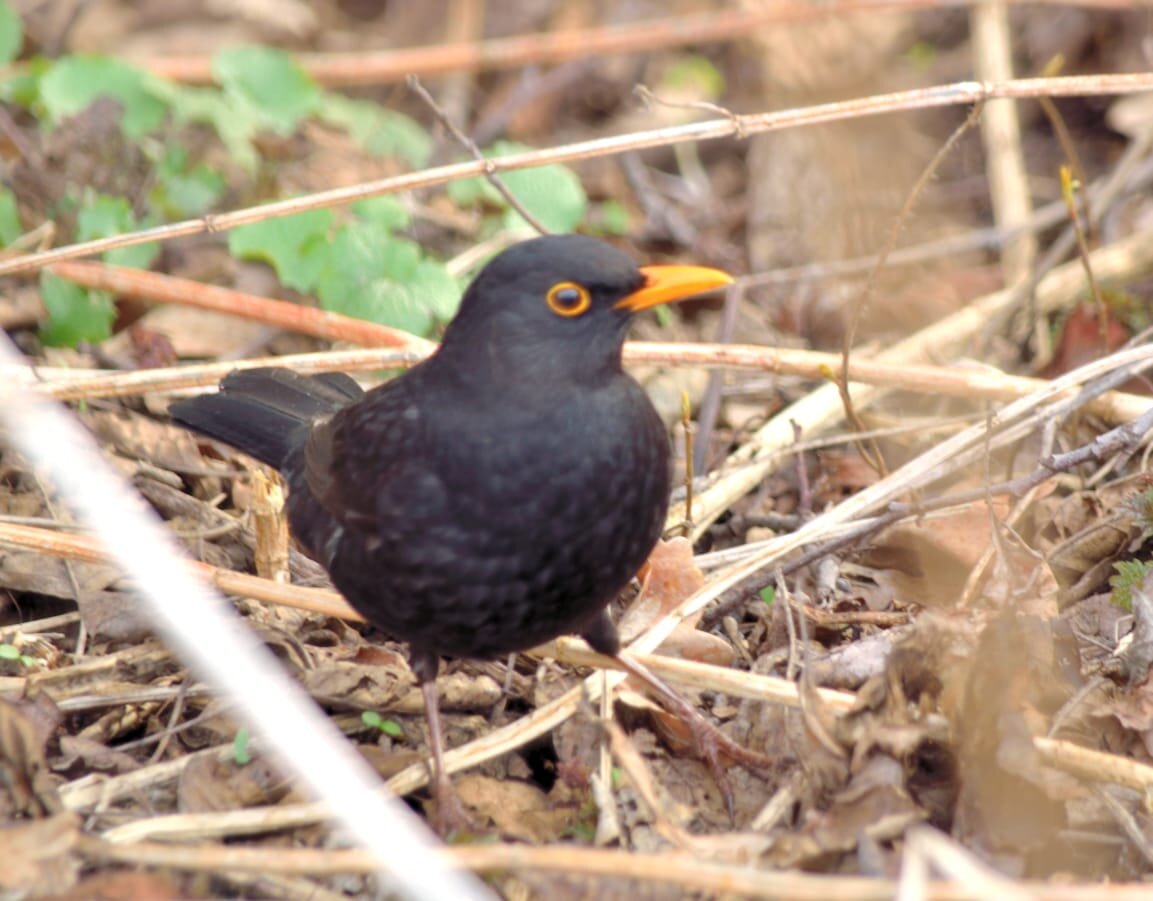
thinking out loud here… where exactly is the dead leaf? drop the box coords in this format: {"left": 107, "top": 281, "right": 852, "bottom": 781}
{"left": 357, "top": 742, "right": 424, "bottom": 781}
{"left": 84, "top": 408, "right": 207, "bottom": 475}
{"left": 76, "top": 589, "right": 157, "bottom": 644}
{"left": 0, "top": 551, "right": 121, "bottom": 605}
{"left": 1042, "top": 305, "right": 1134, "bottom": 381}
{"left": 0, "top": 691, "right": 63, "bottom": 818}
{"left": 865, "top": 498, "right": 1011, "bottom": 608}
{"left": 1098, "top": 577, "right": 1153, "bottom": 754}
{"left": 767, "top": 754, "right": 924, "bottom": 869}
{"left": 101, "top": 304, "right": 272, "bottom": 361}
{"left": 952, "top": 613, "right": 1075, "bottom": 861}
{"left": 178, "top": 753, "right": 291, "bottom": 813}
{"left": 126, "top": 324, "right": 179, "bottom": 369}
{"left": 0, "top": 812, "right": 80, "bottom": 896}
{"left": 55, "top": 735, "right": 141, "bottom": 777}
{"left": 618, "top": 538, "right": 705, "bottom": 641}
{"left": 618, "top": 537, "right": 733, "bottom": 666}
{"left": 452, "top": 774, "right": 579, "bottom": 842}
{"left": 50, "top": 869, "right": 185, "bottom": 901}
{"left": 302, "top": 660, "right": 412, "bottom": 710}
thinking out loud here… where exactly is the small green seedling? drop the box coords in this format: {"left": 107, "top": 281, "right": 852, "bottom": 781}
{"left": 0, "top": 643, "right": 40, "bottom": 668}
{"left": 361, "top": 710, "right": 404, "bottom": 738}
{"left": 232, "top": 727, "right": 252, "bottom": 765}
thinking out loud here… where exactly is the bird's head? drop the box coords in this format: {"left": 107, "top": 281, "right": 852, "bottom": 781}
{"left": 437, "top": 234, "right": 732, "bottom": 386}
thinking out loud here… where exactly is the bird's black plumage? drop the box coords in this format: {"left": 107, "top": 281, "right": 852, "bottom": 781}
{"left": 170, "top": 234, "right": 732, "bottom": 824}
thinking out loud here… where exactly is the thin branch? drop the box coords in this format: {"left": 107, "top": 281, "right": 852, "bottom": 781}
{"left": 46, "top": 261, "right": 434, "bottom": 352}
{"left": 407, "top": 75, "right": 550, "bottom": 235}
{"left": 124, "top": 0, "right": 1153, "bottom": 86}
{"left": 6, "top": 337, "right": 1152, "bottom": 427}
{"left": 2, "top": 73, "right": 1152, "bottom": 278}
{"left": 66, "top": 788, "right": 1153, "bottom": 899}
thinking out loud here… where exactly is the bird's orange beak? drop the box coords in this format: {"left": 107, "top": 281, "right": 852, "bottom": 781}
{"left": 614, "top": 265, "right": 733, "bottom": 313}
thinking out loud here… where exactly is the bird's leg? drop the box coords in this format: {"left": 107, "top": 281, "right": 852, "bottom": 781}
{"left": 582, "top": 611, "right": 774, "bottom": 821}
{"left": 614, "top": 651, "right": 781, "bottom": 823}
{"left": 412, "top": 653, "right": 472, "bottom": 834}
{"left": 614, "top": 650, "right": 777, "bottom": 771}
{"left": 619, "top": 651, "right": 733, "bottom": 813}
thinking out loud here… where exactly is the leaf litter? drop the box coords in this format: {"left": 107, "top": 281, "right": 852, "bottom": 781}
{"left": 4, "top": 2, "right": 1153, "bottom": 898}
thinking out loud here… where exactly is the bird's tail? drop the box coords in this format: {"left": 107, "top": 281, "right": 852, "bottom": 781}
{"left": 169, "top": 367, "right": 364, "bottom": 469}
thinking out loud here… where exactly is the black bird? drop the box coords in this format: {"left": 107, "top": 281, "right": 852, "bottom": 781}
{"left": 171, "top": 234, "right": 741, "bottom": 826}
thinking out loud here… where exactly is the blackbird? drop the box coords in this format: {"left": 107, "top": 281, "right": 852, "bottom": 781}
{"left": 170, "top": 234, "right": 742, "bottom": 826}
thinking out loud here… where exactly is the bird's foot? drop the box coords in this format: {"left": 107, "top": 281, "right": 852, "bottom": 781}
{"left": 615, "top": 651, "right": 775, "bottom": 822}
{"left": 427, "top": 766, "right": 475, "bottom": 837}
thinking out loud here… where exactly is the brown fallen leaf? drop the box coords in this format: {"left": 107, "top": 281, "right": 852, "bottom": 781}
{"left": 615, "top": 538, "right": 736, "bottom": 758}
{"left": 0, "top": 812, "right": 81, "bottom": 897}
{"left": 864, "top": 496, "right": 1013, "bottom": 609}
{"left": 1042, "top": 304, "right": 1134, "bottom": 381}
{"left": 452, "top": 773, "right": 581, "bottom": 842}
{"left": 0, "top": 691, "right": 64, "bottom": 818}
{"left": 50, "top": 869, "right": 185, "bottom": 901}
{"left": 951, "top": 612, "right": 1078, "bottom": 868}
{"left": 178, "top": 752, "right": 291, "bottom": 814}
{"left": 1098, "top": 670, "right": 1153, "bottom": 757}
{"left": 84, "top": 407, "right": 207, "bottom": 476}
{"left": 767, "top": 754, "right": 924, "bottom": 870}
{"left": 618, "top": 537, "right": 733, "bottom": 666}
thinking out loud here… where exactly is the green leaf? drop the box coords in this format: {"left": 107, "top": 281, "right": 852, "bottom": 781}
{"left": 361, "top": 711, "right": 404, "bottom": 737}
{"left": 446, "top": 172, "right": 497, "bottom": 208}
{"left": 1109, "top": 559, "right": 1153, "bottom": 611}
{"left": 40, "top": 56, "right": 167, "bottom": 137}
{"left": 229, "top": 210, "right": 333, "bottom": 293}
{"left": 500, "top": 165, "right": 587, "bottom": 232}
{"left": 233, "top": 728, "right": 252, "bottom": 766}
{"left": 594, "top": 199, "right": 631, "bottom": 236}
{"left": 0, "top": 55, "right": 48, "bottom": 108}
{"left": 213, "top": 46, "right": 319, "bottom": 136}
{"left": 451, "top": 141, "right": 588, "bottom": 233}
{"left": 409, "top": 259, "right": 461, "bottom": 320}
{"left": 317, "top": 225, "right": 460, "bottom": 335}
{"left": 904, "top": 41, "right": 937, "bottom": 70}
{"left": 379, "top": 718, "right": 403, "bottom": 738}
{"left": 151, "top": 146, "right": 225, "bottom": 218}
{"left": 0, "top": 644, "right": 19, "bottom": 661}
{"left": 380, "top": 719, "right": 403, "bottom": 738}
{"left": 145, "top": 79, "right": 259, "bottom": 172}
{"left": 75, "top": 194, "right": 159, "bottom": 269}
{"left": 39, "top": 272, "right": 115, "bottom": 346}
{"left": 320, "top": 94, "right": 431, "bottom": 167}
{"left": 0, "top": 187, "right": 22, "bottom": 246}
{"left": 759, "top": 586, "right": 776, "bottom": 607}
{"left": 659, "top": 55, "right": 725, "bottom": 101}
{"left": 0, "top": 0, "right": 23, "bottom": 65}
{"left": 352, "top": 196, "right": 410, "bottom": 231}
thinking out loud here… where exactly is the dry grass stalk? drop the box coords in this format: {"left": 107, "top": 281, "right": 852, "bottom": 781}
{"left": 2, "top": 73, "right": 1151, "bottom": 279}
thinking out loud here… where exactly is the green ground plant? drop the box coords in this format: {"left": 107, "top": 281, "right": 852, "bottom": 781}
{"left": 0, "top": 0, "right": 623, "bottom": 346}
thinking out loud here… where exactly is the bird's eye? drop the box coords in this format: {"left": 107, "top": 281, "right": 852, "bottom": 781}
{"left": 545, "top": 282, "right": 592, "bottom": 318}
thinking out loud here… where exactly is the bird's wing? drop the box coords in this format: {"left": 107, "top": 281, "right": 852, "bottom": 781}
{"left": 299, "top": 376, "right": 436, "bottom": 533}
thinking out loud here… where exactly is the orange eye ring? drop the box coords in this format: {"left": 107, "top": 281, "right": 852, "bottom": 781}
{"left": 546, "top": 281, "right": 592, "bottom": 318}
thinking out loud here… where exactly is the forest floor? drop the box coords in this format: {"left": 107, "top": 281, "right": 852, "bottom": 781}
{"left": 3, "top": 1, "right": 1153, "bottom": 898}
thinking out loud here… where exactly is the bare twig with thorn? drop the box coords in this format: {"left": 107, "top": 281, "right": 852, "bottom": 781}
{"left": 407, "top": 75, "right": 551, "bottom": 236}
